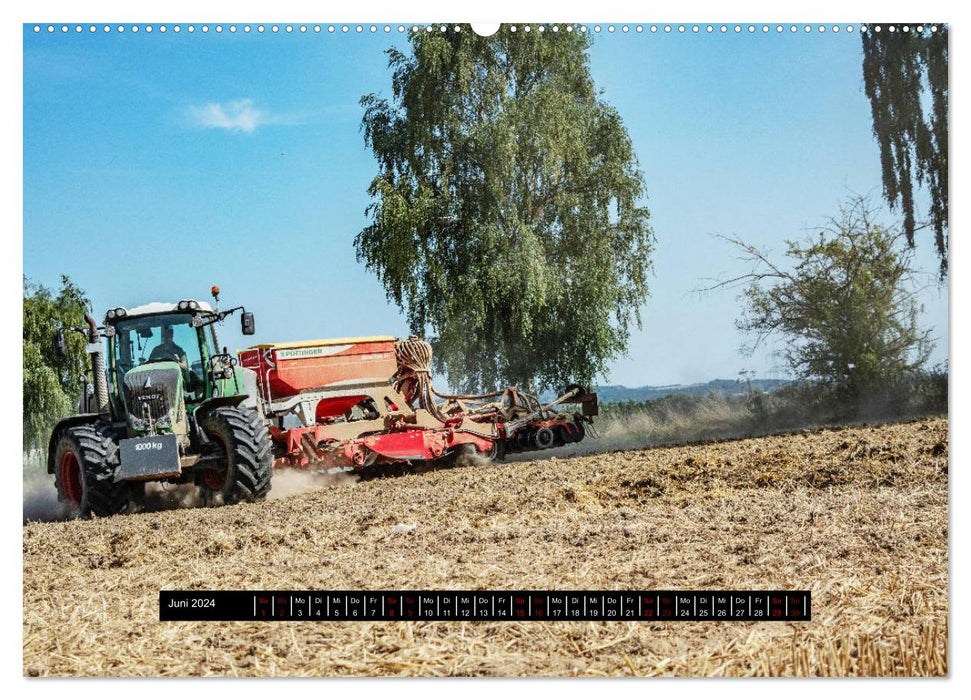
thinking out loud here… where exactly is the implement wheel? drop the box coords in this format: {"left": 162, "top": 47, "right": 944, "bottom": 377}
{"left": 53, "top": 424, "right": 130, "bottom": 518}
{"left": 483, "top": 439, "right": 506, "bottom": 462}
{"left": 448, "top": 441, "right": 506, "bottom": 467}
{"left": 199, "top": 406, "right": 273, "bottom": 506}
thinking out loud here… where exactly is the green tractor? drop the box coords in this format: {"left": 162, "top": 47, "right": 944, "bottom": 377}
{"left": 48, "top": 287, "right": 273, "bottom": 517}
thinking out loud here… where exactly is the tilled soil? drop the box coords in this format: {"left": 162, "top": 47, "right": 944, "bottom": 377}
{"left": 22, "top": 418, "right": 948, "bottom": 676}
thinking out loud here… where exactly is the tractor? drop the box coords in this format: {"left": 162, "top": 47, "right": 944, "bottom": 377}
{"left": 47, "top": 287, "right": 273, "bottom": 517}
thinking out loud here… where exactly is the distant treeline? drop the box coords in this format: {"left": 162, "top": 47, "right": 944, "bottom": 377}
{"left": 592, "top": 378, "right": 791, "bottom": 404}
{"left": 596, "top": 368, "right": 947, "bottom": 447}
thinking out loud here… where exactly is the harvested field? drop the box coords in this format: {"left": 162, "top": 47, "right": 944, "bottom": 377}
{"left": 23, "top": 418, "right": 948, "bottom": 677}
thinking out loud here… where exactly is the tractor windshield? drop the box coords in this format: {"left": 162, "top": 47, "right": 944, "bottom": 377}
{"left": 109, "top": 314, "right": 206, "bottom": 402}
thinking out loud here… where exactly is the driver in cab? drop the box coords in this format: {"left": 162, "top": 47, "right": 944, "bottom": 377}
{"left": 149, "top": 325, "right": 188, "bottom": 371}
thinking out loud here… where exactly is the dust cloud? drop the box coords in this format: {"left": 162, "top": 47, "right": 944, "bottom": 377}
{"left": 23, "top": 455, "right": 357, "bottom": 524}
{"left": 138, "top": 482, "right": 206, "bottom": 511}
{"left": 23, "top": 456, "right": 68, "bottom": 524}
{"left": 267, "top": 468, "right": 358, "bottom": 499}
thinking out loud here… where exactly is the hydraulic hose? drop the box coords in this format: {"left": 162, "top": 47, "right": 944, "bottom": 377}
{"left": 393, "top": 337, "right": 449, "bottom": 422}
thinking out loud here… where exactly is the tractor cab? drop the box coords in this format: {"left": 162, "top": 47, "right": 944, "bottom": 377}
{"left": 106, "top": 303, "right": 217, "bottom": 415}
{"left": 101, "top": 299, "right": 258, "bottom": 437}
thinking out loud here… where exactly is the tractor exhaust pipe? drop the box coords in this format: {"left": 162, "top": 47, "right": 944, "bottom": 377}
{"left": 85, "top": 314, "right": 110, "bottom": 414}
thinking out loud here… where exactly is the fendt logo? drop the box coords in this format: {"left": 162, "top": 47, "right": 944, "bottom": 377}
{"left": 134, "top": 442, "right": 165, "bottom": 451}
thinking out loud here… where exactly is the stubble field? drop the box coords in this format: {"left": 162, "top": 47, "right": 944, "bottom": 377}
{"left": 23, "top": 418, "right": 948, "bottom": 676}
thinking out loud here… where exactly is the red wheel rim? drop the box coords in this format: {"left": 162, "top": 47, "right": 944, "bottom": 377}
{"left": 59, "top": 451, "right": 83, "bottom": 507}
{"left": 202, "top": 469, "right": 225, "bottom": 490}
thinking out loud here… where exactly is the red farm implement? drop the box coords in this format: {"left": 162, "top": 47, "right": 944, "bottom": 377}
{"left": 237, "top": 336, "right": 598, "bottom": 471}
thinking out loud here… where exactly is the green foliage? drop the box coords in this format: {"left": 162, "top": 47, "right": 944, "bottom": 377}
{"left": 719, "top": 198, "right": 933, "bottom": 405}
{"left": 23, "top": 276, "right": 91, "bottom": 451}
{"left": 358, "top": 25, "right": 653, "bottom": 392}
{"left": 862, "top": 25, "right": 948, "bottom": 274}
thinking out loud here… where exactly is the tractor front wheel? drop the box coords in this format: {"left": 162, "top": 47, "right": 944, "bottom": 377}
{"left": 53, "top": 424, "right": 130, "bottom": 518}
{"left": 199, "top": 406, "right": 273, "bottom": 506}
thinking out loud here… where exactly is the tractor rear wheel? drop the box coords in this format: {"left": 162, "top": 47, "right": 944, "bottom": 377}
{"left": 53, "top": 424, "right": 130, "bottom": 518}
{"left": 199, "top": 406, "right": 273, "bottom": 506}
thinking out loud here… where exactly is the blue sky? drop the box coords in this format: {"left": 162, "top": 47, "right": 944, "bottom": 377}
{"left": 22, "top": 24, "right": 948, "bottom": 387}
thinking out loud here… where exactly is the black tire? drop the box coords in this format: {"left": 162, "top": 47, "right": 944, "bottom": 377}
{"left": 533, "top": 427, "right": 556, "bottom": 450}
{"left": 446, "top": 440, "right": 506, "bottom": 467}
{"left": 199, "top": 406, "right": 273, "bottom": 506}
{"left": 53, "top": 424, "right": 131, "bottom": 518}
{"left": 484, "top": 439, "right": 506, "bottom": 462}
{"left": 441, "top": 444, "right": 474, "bottom": 469}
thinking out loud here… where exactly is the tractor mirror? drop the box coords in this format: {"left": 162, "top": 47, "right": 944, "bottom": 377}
{"left": 52, "top": 329, "right": 67, "bottom": 358}
{"left": 241, "top": 312, "right": 256, "bottom": 336}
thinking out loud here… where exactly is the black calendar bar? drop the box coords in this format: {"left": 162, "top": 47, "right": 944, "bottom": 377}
{"left": 159, "top": 590, "right": 810, "bottom": 622}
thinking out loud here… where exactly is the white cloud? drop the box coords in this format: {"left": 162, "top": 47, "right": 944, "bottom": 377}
{"left": 187, "top": 99, "right": 268, "bottom": 133}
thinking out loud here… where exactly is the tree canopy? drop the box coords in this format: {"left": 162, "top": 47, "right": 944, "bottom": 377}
{"left": 23, "top": 276, "right": 91, "bottom": 451}
{"left": 713, "top": 198, "right": 933, "bottom": 403}
{"left": 862, "top": 25, "right": 948, "bottom": 274}
{"left": 358, "top": 26, "right": 653, "bottom": 393}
